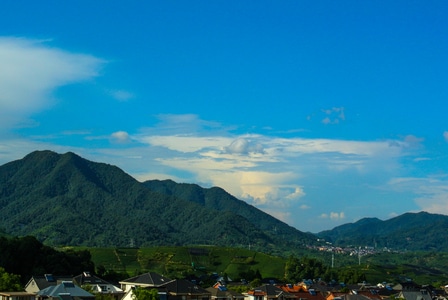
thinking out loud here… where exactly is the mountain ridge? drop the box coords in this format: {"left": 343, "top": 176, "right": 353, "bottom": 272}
{"left": 0, "top": 150, "right": 315, "bottom": 253}
{"left": 317, "top": 211, "right": 448, "bottom": 251}
{"left": 1, "top": 150, "right": 448, "bottom": 252}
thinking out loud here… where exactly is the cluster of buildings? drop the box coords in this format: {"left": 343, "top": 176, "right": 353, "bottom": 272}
{"left": 0, "top": 271, "right": 447, "bottom": 300}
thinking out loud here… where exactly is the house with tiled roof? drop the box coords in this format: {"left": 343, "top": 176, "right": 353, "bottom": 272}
{"left": 119, "top": 272, "right": 172, "bottom": 292}
{"left": 206, "top": 285, "right": 245, "bottom": 300}
{"left": 25, "top": 274, "right": 74, "bottom": 294}
{"left": 354, "top": 290, "right": 383, "bottom": 300}
{"left": 332, "top": 295, "right": 373, "bottom": 300}
{"left": 247, "top": 284, "right": 296, "bottom": 300}
{"left": 326, "top": 285, "right": 398, "bottom": 300}
{"left": 277, "top": 283, "right": 326, "bottom": 300}
{"left": 36, "top": 281, "right": 94, "bottom": 300}
{"left": 119, "top": 272, "right": 173, "bottom": 300}
{"left": 0, "top": 292, "right": 35, "bottom": 300}
{"left": 397, "top": 290, "right": 433, "bottom": 300}
{"left": 161, "top": 279, "right": 210, "bottom": 300}
{"left": 73, "top": 272, "right": 124, "bottom": 299}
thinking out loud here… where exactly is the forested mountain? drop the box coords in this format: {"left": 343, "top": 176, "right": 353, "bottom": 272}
{"left": 143, "top": 179, "right": 307, "bottom": 239}
{"left": 317, "top": 211, "right": 448, "bottom": 251}
{"left": 2, "top": 150, "right": 448, "bottom": 253}
{"left": 0, "top": 150, "right": 315, "bottom": 252}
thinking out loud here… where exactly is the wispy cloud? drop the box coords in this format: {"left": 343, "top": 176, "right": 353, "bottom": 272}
{"left": 321, "top": 107, "right": 345, "bottom": 125}
{"left": 108, "top": 89, "right": 134, "bottom": 101}
{"left": 320, "top": 212, "right": 346, "bottom": 220}
{"left": 0, "top": 36, "right": 104, "bottom": 128}
{"left": 388, "top": 176, "right": 448, "bottom": 215}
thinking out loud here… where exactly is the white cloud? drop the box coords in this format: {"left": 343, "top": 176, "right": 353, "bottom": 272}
{"left": 108, "top": 90, "right": 134, "bottom": 101}
{"left": 140, "top": 135, "right": 233, "bottom": 153}
{"left": 444, "top": 131, "right": 448, "bottom": 142}
{"left": 111, "top": 131, "right": 131, "bottom": 143}
{"left": 321, "top": 107, "right": 345, "bottom": 124}
{"left": 320, "top": 212, "right": 345, "bottom": 220}
{"left": 224, "top": 138, "right": 264, "bottom": 155}
{"left": 0, "top": 37, "right": 104, "bottom": 127}
{"left": 403, "top": 134, "right": 424, "bottom": 147}
{"left": 387, "top": 176, "right": 448, "bottom": 215}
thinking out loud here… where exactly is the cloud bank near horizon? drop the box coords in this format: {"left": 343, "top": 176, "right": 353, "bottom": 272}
{"left": 96, "top": 114, "right": 448, "bottom": 229}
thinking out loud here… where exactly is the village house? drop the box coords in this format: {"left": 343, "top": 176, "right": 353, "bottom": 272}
{"left": 247, "top": 285, "right": 296, "bottom": 300}
{"left": 120, "top": 276, "right": 211, "bottom": 300}
{"left": 160, "top": 278, "right": 210, "bottom": 300}
{"left": 36, "top": 281, "right": 95, "bottom": 300}
{"left": 119, "top": 272, "right": 172, "bottom": 292}
{"left": 206, "top": 284, "right": 245, "bottom": 300}
{"left": 73, "top": 272, "right": 124, "bottom": 299}
{"left": 277, "top": 283, "right": 326, "bottom": 300}
{"left": 25, "top": 274, "right": 73, "bottom": 294}
{"left": 0, "top": 292, "right": 35, "bottom": 300}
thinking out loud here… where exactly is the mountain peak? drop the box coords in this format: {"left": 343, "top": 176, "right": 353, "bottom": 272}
{"left": 0, "top": 150, "right": 315, "bottom": 252}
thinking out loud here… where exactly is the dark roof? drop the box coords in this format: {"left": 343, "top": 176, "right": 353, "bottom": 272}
{"left": 27, "top": 274, "right": 74, "bottom": 290}
{"left": 206, "top": 287, "right": 245, "bottom": 299}
{"left": 73, "top": 272, "right": 111, "bottom": 286}
{"left": 120, "top": 272, "right": 172, "bottom": 287}
{"left": 161, "top": 279, "right": 210, "bottom": 295}
{"left": 250, "top": 285, "right": 295, "bottom": 298}
{"left": 343, "top": 295, "right": 373, "bottom": 300}
{"left": 400, "top": 291, "right": 433, "bottom": 300}
{"left": 37, "top": 281, "right": 94, "bottom": 298}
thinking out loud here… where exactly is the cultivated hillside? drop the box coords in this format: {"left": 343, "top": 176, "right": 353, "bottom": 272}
{"left": 0, "top": 150, "right": 315, "bottom": 252}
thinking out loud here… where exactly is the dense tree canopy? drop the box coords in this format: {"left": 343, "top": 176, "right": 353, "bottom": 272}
{"left": 132, "top": 287, "right": 159, "bottom": 300}
{"left": 0, "top": 235, "right": 94, "bottom": 283}
{"left": 285, "top": 256, "right": 326, "bottom": 282}
{"left": 0, "top": 267, "right": 22, "bottom": 291}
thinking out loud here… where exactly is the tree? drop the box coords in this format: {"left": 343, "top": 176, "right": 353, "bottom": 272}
{"left": 284, "top": 255, "right": 326, "bottom": 283}
{"left": 250, "top": 278, "right": 262, "bottom": 288}
{"left": 132, "top": 287, "right": 159, "bottom": 300}
{"left": 0, "top": 267, "right": 22, "bottom": 291}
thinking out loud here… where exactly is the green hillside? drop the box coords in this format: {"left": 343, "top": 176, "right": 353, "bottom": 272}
{"left": 0, "top": 150, "right": 315, "bottom": 254}
{"left": 75, "top": 245, "right": 448, "bottom": 286}
{"left": 78, "top": 246, "right": 286, "bottom": 280}
{"left": 317, "top": 212, "right": 448, "bottom": 251}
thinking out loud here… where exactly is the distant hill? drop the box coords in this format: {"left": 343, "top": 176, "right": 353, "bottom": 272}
{"left": 0, "top": 150, "right": 315, "bottom": 252}
{"left": 317, "top": 211, "right": 448, "bottom": 251}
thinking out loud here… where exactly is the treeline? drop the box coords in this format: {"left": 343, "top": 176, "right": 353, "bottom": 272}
{"left": 0, "top": 235, "right": 94, "bottom": 285}
{"left": 285, "top": 256, "right": 366, "bottom": 284}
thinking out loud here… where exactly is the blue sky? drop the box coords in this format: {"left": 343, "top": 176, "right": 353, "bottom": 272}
{"left": 1, "top": 1, "right": 448, "bottom": 232}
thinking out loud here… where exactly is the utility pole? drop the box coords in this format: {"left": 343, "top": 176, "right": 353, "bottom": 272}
{"left": 358, "top": 246, "right": 361, "bottom": 266}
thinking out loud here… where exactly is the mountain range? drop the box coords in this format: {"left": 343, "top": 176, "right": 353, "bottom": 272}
{"left": 1, "top": 150, "right": 447, "bottom": 252}
{"left": 0, "top": 150, "right": 315, "bottom": 253}
{"left": 317, "top": 211, "right": 448, "bottom": 251}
